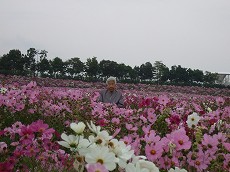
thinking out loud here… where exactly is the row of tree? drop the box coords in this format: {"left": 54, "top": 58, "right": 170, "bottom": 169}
{"left": 0, "top": 48, "right": 219, "bottom": 85}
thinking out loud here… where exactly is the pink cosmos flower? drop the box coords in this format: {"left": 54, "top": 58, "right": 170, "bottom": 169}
{"left": 131, "top": 136, "right": 141, "bottom": 155}
{"left": 111, "top": 118, "right": 120, "bottom": 125}
{"left": 4, "top": 127, "right": 16, "bottom": 139}
{"left": 86, "top": 163, "right": 108, "bottom": 172}
{"left": 147, "top": 112, "right": 157, "bottom": 123}
{"left": 223, "top": 153, "right": 230, "bottom": 170}
{"left": 19, "top": 126, "right": 35, "bottom": 144}
{"left": 187, "top": 150, "right": 210, "bottom": 172}
{"left": 169, "top": 128, "right": 191, "bottom": 151}
{"left": 142, "top": 124, "right": 152, "bottom": 134}
{"left": 216, "top": 97, "right": 225, "bottom": 106}
{"left": 126, "top": 123, "right": 138, "bottom": 131}
{"left": 202, "top": 134, "right": 218, "bottom": 154}
{"left": 26, "top": 81, "right": 37, "bottom": 89}
{"left": 140, "top": 115, "right": 148, "bottom": 123}
{"left": 112, "top": 128, "right": 121, "bottom": 138}
{"left": 145, "top": 142, "right": 163, "bottom": 161}
{"left": 15, "top": 103, "right": 25, "bottom": 111}
{"left": 158, "top": 95, "right": 170, "bottom": 106}
{"left": 30, "top": 120, "right": 55, "bottom": 138}
{"left": 121, "top": 135, "right": 133, "bottom": 145}
{"left": 223, "top": 142, "right": 230, "bottom": 152}
{"left": 24, "top": 144, "right": 40, "bottom": 157}
{"left": 12, "top": 121, "right": 23, "bottom": 131}
{"left": 158, "top": 155, "right": 179, "bottom": 170}
{"left": 144, "top": 130, "right": 161, "bottom": 145}
{"left": 10, "top": 142, "right": 19, "bottom": 146}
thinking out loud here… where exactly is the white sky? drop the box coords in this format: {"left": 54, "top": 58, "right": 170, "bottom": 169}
{"left": 0, "top": 0, "right": 230, "bottom": 73}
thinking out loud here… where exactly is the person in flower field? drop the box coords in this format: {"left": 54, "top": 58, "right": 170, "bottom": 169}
{"left": 98, "top": 76, "right": 124, "bottom": 108}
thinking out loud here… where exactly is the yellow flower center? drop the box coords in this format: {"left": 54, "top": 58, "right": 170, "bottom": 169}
{"left": 150, "top": 150, "right": 156, "bottom": 155}
{"left": 97, "top": 159, "right": 104, "bottom": 164}
{"left": 195, "top": 161, "right": 201, "bottom": 166}
{"left": 108, "top": 142, "right": 114, "bottom": 148}
{"left": 96, "top": 139, "right": 103, "bottom": 144}
{"left": 178, "top": 140, "right": 184, "bottom": 145}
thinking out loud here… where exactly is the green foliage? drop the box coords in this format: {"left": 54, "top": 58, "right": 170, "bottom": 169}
{"left": 152, "top": 108, "right": 170, "bottom": 137}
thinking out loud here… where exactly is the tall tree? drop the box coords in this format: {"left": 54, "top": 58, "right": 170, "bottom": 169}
{"left": 187, "top": 68, "right": 204, "bottom": 83}
{"left": 38, "top": 58, "right": 51, "bottom": 77}
{"left": 24, "top": 48, "right": 38, "bottom": 76}
{"left": 193, "top": 69, "right": 204, "bottom": 83}
{"left": 50, "top": 57, "right": 64, "bottom": 78}
{"left": 139, "top": 62, "right": 153, "bottom": 80}
{"left": 169, "top": 65, "right": 189, "bottom": 83}
{"left": 99, "top": 60, "right": 119, "bottom": 78}
{"left": 85, "top": 57, "right": 99, "bottom": 79}
{"left": 133, "top": 66, "right": 140, "bottom": 81}
{"left": 39, "top": 50, "right": 48, "bottom": 61}
{"left": 117, "top": 63, "right": 128, "bottom": 80}
{"left": 65, "top": 57, "right": 85, "bottom": 78}
{"left": 0, "top": 49, "right": 24, "bottom": 75}
{"left": 153, "top": 61, "right": 170, "bottom": 83}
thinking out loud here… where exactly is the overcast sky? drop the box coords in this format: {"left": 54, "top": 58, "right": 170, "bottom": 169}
{"left": 1, "top": 0, "right": 230, "bottom": 73}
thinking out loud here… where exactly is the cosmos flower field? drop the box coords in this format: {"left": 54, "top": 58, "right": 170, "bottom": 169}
{"left": 0, "top": 75, "right": 229, "bottom": 172}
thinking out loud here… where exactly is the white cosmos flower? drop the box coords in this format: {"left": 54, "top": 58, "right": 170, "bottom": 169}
{"left": 88, "top": 130, "right": 112, "bottom": 146}
{"left": 126, "top": 160, "right": 159, "bottom": 172}
{"left": 125, "top": 162, "right": 148, "bottom": 172}
{"left": 85, "top": 146, "right": 118, "bottom": 171}
{"left": 131, "top": 155, "right": 147, "bottom": 164}
{"left": 168, "top": 167, "right": 188, "bottom": 172}
{"left": 137, "top": 160, "right": 159, "bottom": 172}
{"left": 58, "top": 133, "right": 89, "bottom": 152}
{"left": 0, "top": 88, "right": 7, "bottom": 94}
{"left": 70, "top": 122, "right": 86, "bottom": 134}
{"left": 87, "top": 121, "right": 101, "bottom": 134}
{"left": 109, "top": 140, "right": 134, "bottom": 168}
{"left": 58, "top": 133, "right": 79, "bottom": 151}
{"left": 125, "top": 163, "right": 140, "bottom": 172}
{"left": 76, "top": 137, "right": 91, "bottom": 156}
{"left": 186, "top": 112, "right": 201, "bottom": 128}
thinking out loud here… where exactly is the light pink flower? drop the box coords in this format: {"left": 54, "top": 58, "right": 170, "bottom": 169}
{"left": 170, "top": 128, "right": 191, "bottom": 151}
{"left": 86, "top": 163, "right": 108, "bottom": 172}
{"left": 145, "top": 142, "right": 163, "bottom": 161}
{"left": 147, "top": 112, "right": 157, "bottom": 123}
{"left": 202, "top": 134, "right": 218, "bottom": 153}
{"left": 111, "top": 118, "right": 120, "bottom": 125}
{"left": 187, "top": 150, "right": 210, "bottom": 172}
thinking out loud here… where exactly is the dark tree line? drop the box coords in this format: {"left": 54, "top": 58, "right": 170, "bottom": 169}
{"left": 0, "top": 48, "right": 219, "bottom": 86}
